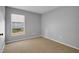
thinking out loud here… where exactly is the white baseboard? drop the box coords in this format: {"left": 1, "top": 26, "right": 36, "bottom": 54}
{"left": 6, "top": 35, "right": 41, "bottom": 43}
{"left": 42, "top": 35, "right": 79, "bottom": 50}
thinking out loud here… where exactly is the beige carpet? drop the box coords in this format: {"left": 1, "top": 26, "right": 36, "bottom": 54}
{"left": 4, "top": 37, "right": 79, "bottom": 53}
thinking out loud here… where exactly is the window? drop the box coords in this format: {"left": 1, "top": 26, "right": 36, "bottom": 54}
{"left": 11, "top": 14, "right": 25, "bottom": 36}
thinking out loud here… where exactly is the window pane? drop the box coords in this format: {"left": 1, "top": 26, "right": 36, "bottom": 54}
{"left": 11, "top": 14, "right": 25, "bottom": 36}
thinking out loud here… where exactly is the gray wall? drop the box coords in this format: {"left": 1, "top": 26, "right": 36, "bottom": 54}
{"left": 5, "top": 7, "right": 41, "bottom": 43}
{"left": 42, "top": 7, "right": 79, "bottom": 48}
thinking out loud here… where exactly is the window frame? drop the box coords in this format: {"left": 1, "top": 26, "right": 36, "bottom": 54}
{"left": 11, "top": 13, "right": 25, "bottom": 36}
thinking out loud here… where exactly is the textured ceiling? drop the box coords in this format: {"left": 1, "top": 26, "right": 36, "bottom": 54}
{"left": 10, "top": 6, "right": 60, "bottom": 14}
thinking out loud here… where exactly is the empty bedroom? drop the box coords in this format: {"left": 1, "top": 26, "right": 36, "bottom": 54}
{"left": 0, "top": 6, "right": 79, "bottom": 53}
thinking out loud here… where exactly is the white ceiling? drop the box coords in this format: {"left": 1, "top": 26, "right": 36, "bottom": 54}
{"left": 10, "top": 6, "right": 60, "bottom": 14}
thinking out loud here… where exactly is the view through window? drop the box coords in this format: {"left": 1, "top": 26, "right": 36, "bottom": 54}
{"left": 11, "top": 14, "right": 25, "bottom": 36}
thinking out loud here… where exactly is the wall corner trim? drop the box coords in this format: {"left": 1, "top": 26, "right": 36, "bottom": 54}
{"left": 42, "top": 35, "right": 79, "bottom": 50}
